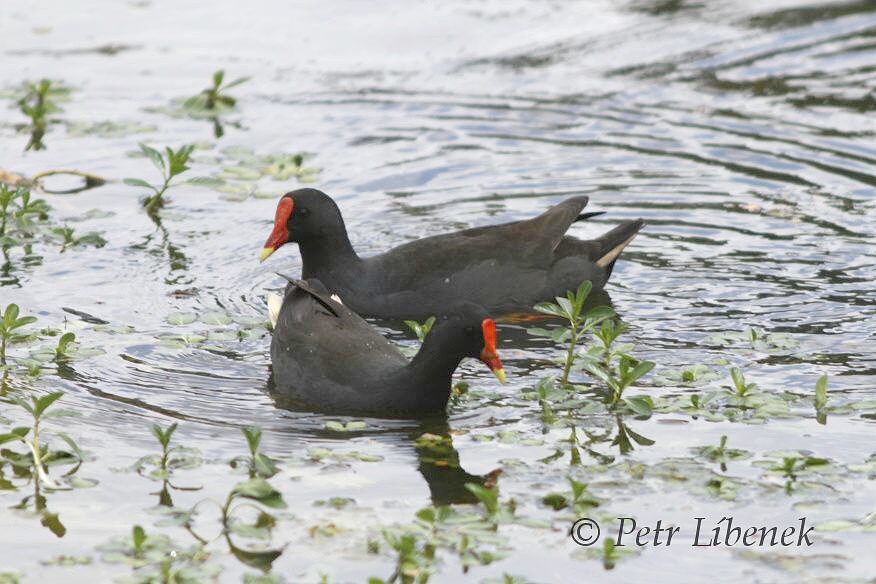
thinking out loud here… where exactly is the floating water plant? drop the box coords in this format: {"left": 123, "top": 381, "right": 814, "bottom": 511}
{"left": 729, "top": 367, "right": 757, "bottom": 397}
{"left": 769, "top": 455, "right": 829, "bottom": 494}
{"left": 693, "top": 435, "right": 750, "bottom": 472}
{"left": 16, "top": 79, "right": 66, "bottom": 151}
{"left": 96, "top": 525, "right": 219, "bottom": 581}
{"left": 0, "top": 184, "right": 50, "bottom": 243}
{"left": 138, "top": 422, "right": 202, "bottom": 479}
{"left": 541, "top": 477, "right": 599, "bottom": 512}
{"left": 184, "top": 70, "right": 249, "bottom": 112}
{"left": 49, "top": 226, "right": 106, "bottom": 252}
{"left": 0, "top": 304, "right": 36, "bottom": 366}
{"left": 124, "top": 143, "right": 213, "bottom": 215}
{"left": 531, "top": 281, "right": 614, "bottom": 385}
{"left": 64, "top": 120, "right": 156, "bottom": 139}
{"left": 203, "top": 146, "right": 322, "bottom": 201}
{"left": 375, "top": 530, "right": 436, "bottom": 584}
{"left": 230, "top": 426, "right": 278, "bottom": 479}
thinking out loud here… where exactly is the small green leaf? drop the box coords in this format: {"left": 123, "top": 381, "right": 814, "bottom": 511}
{"left": 624, "top": 395, "right": 654, "bottom": 416}
{"left": 56, "top": 332, "right": 76, "bottom": 356}
{"left": 815, "top": 374, "right": 828, "bottom": 410}
{"left": 222, "top": 76, "right": 250, "bottom": 90}
{"left": 132, "top": 525, "right": 145, "bottom": 555}
{"left": 139, "top": 144, "right": 166, "bottom": 174}
{"left": 34, "top": 391, "right": 64, "bottom": 418}
{"left": 242, "top": 426, "right": 261, "bottom": 456}
{"left": 0, "top": 427, "right": 30, "bottom": 445}
{"left": 622, "top": 360, "right": 654, "bottom": 388}
{"left": 231, "top": 478, "right": 286, "bottom": 509}
{"left": 123, "top": 178, "right": 155, "bottom": 190}
{"left": 186, "top": 176, "right": 224, "bottom": 187}
{"left": 464, "top": 483, "right": 498, "bottom": 515}
{"left": 166, "top": 312, "right": 197, "bottom": 325}
{"left": 541, "top": 493, "right": 568, "bottom": 510}
{"left": 150, "top": 422, "right": 177, "bottom": 449}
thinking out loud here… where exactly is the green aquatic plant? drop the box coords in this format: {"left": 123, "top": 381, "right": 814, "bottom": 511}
{"left": 96, "top": 524, "right": 219, "bottom": 581}
{"left": 0, "top": 184, "right": 50, "bottom": 243}
{"left": 770, "top": 455, "right": 829, "bottom": 495}
{"left": 125, "top": 143, "right": 205, "bottom": 215}
{"left": 403, "top": 317, "right": 436, "bottom": 343}
{"left": 166, "top": 428, "right": 287, "bottom": 572}
{"left": 132, "top": 422, "right": 202, "bottom": 505}
{"left": 231, "top": 426, "right": 279, "bottom": 479}
{"left": 609, "top": 414, "right": 654, "bottom": 455}
{"left": 204, "top": 146, "right": 322, "bottom": 200}
{"left": 2, "top": 391, "right": 89, "bottom": 490}
{"left": 374, "top": 530, "right": 436, "bottom": 584}
{"left": 1, "top": 304, "right": 37, "bottom": 366}
{"left": 583, "top": 352, "right": 654, "bottom": 408}
{"left": 53, "top": 332, "right": 76, "bottom": 363}
{"left": 373, "top": 501, "right": 514, "bottom": 584}
{"left": 184, "top": 70, "right": 249, "bottom": 112}
{"left": 16, "top": 79, "right": 65, "bottom": 151}
{"left": 541, "top": 477, "right": 600, "bottom": 512}
{"left": 729, "top": 367, "right": 757, "bottom": 397}
{"left": 535, "top": 377, "right": 558, "bottom": 425}
{"left": 213, "top": 476, "right": 285, "bottom": 571}
{"left": 531, "top": 281, "right": 614, "bottom": 385}
{"left": 704, "top": 327, "right": 798, "bottom": 352}
{"left": 694, "top": 435, "right": 750, "bottom": 472}
{"left": 601, "top": 538, "right": 620, "bottom": 570}
{"left": 587, "top": 319, "right": 630, "bottom": 367}
{"left": 136, "top": 422, "right": 202, "bottom": 480}
{"left": 580, "top": 322, "right": 655, "bottom": 409}
{"left": 815, "top": 374, "right": 828, "bottom": 425}
{"left": 49, "top": 225, "right": 106, "bottom": 252}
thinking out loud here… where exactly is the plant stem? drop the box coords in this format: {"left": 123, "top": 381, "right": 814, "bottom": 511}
{"left": 28, "top": 414, "right": 60, "bottom": 489}
{"left": 144, "top": 180, "right": 170, "bottom": 215}
{"left": 560, "top": 321, "right": 580, "bottom": 385}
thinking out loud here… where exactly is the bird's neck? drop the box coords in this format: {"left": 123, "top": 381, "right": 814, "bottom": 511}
{"left": 405, "top": 327, "right": 466, "bottom": 405}
{"left": 299, "top": 228, "right": 360, "bottom": 278}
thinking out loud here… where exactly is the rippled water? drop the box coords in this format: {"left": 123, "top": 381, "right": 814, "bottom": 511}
{"left": 1, "top": 0, "right": 875, "bottom": 582}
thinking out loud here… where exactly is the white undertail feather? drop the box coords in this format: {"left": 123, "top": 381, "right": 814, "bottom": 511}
{"left": 267, "top": 293, "right": 283, "bottom": 328}
{"left": 595, "top": 234, "right": 638, "bottom": 269}
{"left": 267, "top": 291, "right": 343, "bottom": 328}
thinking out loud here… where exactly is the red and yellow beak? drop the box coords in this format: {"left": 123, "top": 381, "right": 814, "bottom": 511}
{"left": 479, "top": 318, "right": 506, "bottom": 384}
{"left": 260, "top": 197, "right": 294, "bottom": 263}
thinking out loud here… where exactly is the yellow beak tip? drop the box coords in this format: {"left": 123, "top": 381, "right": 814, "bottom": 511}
{"left": 493, "top": 368, "right": 507, "bottom": 384}
{"left": 259, "top": 248, "right": 275, "bottom": 263}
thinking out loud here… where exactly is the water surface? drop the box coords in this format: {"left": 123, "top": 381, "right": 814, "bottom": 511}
{"left": 1, "top": 0, "right": 875, "bottom": 582}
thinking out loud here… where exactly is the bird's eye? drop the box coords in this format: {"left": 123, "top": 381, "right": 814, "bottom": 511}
{"left": 297, "top": 207, "right": 310, "bottom": 217}
{"left": 464, "top": 325, "right": 475, "bottom": 333}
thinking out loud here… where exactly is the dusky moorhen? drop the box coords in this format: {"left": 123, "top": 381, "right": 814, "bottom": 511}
{"left": 260, "top": 189, "right": 643, "bottom": 319}
{"left": 269, "top": 276, "right": 505, "bottom": 415}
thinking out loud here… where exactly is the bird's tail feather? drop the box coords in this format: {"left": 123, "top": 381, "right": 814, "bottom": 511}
{"left": 575, "top": 211, "right": 606, "bottom": 222}
{"left": 594, "top": 219, "right": 645, "bottom": 270}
